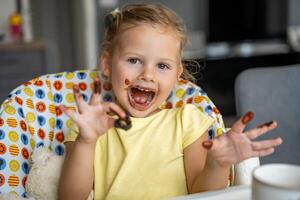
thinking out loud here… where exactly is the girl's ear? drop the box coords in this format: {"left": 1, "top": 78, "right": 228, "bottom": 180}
{"left": 100, "top": 51, "right": 112, "bottom": 77}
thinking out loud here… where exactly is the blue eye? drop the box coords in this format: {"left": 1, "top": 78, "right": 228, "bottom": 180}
{"left": 157, "top": 63, "right": 170, "bottom": 70}
{"left": 127, "top": 58, "right": 141, "bottom": 64}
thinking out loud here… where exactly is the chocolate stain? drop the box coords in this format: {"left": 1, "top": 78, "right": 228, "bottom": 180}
{"left": 241, "top": 111, "right": 254, "bottom": 124}
{"left": 114, "top": 113, "right": 132, "bottom": 131}
{"left": 93, "top": 79, "right": 101, "bottom": 94}
{"left": 202, "top": 141, "right": 213, "bottom": 149}
{"left": 257, "top": 121, "right": 274, "bottom": 128}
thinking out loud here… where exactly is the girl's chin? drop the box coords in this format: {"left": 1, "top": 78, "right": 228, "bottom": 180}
{"left": 127, "top": 104, "right": 160, "bottom": 118}
{"left": 127, "top": 98, "right": 154, "bottom": 118}
{"left": 114, "top": 99, "right": 154, "bottom": 118}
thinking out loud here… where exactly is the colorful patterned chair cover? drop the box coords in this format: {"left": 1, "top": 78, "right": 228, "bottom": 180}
{"left": 0, "top": 70, "right": 225, "bottom": 197}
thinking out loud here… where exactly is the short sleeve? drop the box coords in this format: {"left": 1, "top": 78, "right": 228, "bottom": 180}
{"left": 181, "top": 104, "right": 214, "bottom": 149}
{"left": 64, "top": 123, "right": 79, "bottom": 143}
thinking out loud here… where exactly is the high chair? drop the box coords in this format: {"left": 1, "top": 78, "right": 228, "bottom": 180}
{"left": 0, "top": 69, "right": 258, "bottom": 197}
{"left": 235, "top": 65, "right": 300, "bottom": 165}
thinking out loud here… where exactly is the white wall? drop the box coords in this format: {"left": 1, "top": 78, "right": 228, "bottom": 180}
{"left": 0, "top": 0, "right": 15, "bottom": 41}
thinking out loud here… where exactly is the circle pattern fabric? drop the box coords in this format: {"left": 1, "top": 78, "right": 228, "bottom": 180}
{"left": 0, "top": 69, "right": 225, "bottom": 196}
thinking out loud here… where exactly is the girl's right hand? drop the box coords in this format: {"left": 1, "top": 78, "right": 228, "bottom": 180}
{"left": 60, "top": 78, "right": 127, "bottom": 144}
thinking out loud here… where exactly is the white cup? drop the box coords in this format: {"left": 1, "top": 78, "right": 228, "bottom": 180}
{"left": 252, "top": 163, "right": 300, "bottom": 200}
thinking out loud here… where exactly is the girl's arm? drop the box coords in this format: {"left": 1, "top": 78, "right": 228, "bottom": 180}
{"left": 184, "top": 112, "right": 282, "bottom": 194}
{"left": 58, "top": 140, "right": 96, "bottom": 200}
{"left": 184, "top": 133, "right": 230, "bottom": 193}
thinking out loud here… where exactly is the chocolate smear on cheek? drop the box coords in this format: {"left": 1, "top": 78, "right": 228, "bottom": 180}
{"left": 124, "top": 78, "right": 131, "bottom": 89}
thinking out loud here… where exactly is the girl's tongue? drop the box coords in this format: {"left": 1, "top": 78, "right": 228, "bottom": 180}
{"left": 129, "top": 87, "right": 155, "bottom": 110}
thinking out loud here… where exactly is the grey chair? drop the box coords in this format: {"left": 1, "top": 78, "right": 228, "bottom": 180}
{"left": 235, "top": 65, "right": 300, "bottom": 165}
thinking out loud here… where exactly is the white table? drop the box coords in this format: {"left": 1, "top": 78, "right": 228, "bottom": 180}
{"left": 168, "top": 185, "right": 251, "bottom": 200}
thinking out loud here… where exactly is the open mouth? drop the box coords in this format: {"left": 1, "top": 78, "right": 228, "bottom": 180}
{"left": 128, "top": 85, "right": 156, "bottom": 111}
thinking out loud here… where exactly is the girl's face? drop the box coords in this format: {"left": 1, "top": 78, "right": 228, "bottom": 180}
{"left": 102, "top": 24, "right": 182, "bottom": 118}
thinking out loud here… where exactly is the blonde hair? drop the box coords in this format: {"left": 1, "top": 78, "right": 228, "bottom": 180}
{"left": 101, "top": 3, "right": 196, "bottom": 82}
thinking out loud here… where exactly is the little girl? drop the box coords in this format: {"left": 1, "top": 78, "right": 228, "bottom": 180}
{"left": 58, "top": 4, "right": 282, "bottom": 200}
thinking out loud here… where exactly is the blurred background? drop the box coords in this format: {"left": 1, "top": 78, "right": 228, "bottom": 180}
{"left": 1, "top": 0, "right": 300, "bottom": 126}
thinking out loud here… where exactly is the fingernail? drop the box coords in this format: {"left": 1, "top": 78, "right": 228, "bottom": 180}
{"left": 202, "top": 141, "right": 213, "bottom": 149}
{"left": 94, "top": 80, "right": 101, "bottom": 94}
{"left": 122, "top": 113, "right": 128, "bottom": 120}
{"left": 242, "top": 111, "right": 254, "bottom": 124}
{"left": 73, "top": 85, "right": 80, "bottom": 93}
{"left": 122, "top": 112, "right": 131, "bottom": 122}
{"left": 265, "top": 121, "right": 274, "bottom": 126}
{"left": 276, "top": 137, "right": 283, "bottom": 144}
{"left": 258, "top": 121, "right": 273, "bottom": 128}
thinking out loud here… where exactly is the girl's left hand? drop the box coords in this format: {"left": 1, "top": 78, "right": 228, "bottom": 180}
{"left": 202, "top": 112, "right": 283, "bottom": 167}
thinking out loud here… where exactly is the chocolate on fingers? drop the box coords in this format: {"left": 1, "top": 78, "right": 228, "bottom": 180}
{"left": 114, "top": 112, "right": 132, "bottom": 131}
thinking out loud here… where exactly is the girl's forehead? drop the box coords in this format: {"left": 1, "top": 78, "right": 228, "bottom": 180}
{"left": 115, "top": 24, "right": 181, "bottom": 57}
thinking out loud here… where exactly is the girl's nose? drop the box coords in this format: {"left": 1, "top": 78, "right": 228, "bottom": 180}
{"left": 139, "top": 65, "right": 155, "bottom": 82}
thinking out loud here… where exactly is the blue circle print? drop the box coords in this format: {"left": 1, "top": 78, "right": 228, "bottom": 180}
{"left": 55, "top": 145, "right": 64, "bottom": 155}
{"left": 205, "top": 105, "right": 213, "bottom": 115}
{"left": 0, "top": 158, "right": 6, "bottom": 170}
{"left": 56, "top": 119, "right": 63, "bottom": 129}
{"left": 15, "top": 89, "right": 21, "bottom": 95}
{"left": 0, "top": 130, "right": 5, "bottom": 140}
{"left": 37, "top": 115, "right": 46, "bottom": 126}
{"left": 36, "top": 142, "right": 44, "bottom": 148}
{"left": 54, "top": 93, "right": 63, "bottom": 103}
{"left": 77, "top": 72, "right": 87, "bottom": 79}
{"left": 22, "top": 162, "right": 29, "bottom": 174}
{"left": 21, "top": 134, "right": 29, "bottom": 145}
{"left": 187, "top": 87, "right": 195, "bottom": 95}
{"left": 81, "top": 94, "right": 88, "bottom": 102}
{"left": 35, "top": 89, "right": 45, "bottom": 99}
{"left": 17, "top": 107, "right": 24, "bottom": 118}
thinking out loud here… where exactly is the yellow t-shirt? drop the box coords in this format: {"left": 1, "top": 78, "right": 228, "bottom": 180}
{"left": 65, "top": 104, "right": 214, "bottom": 200}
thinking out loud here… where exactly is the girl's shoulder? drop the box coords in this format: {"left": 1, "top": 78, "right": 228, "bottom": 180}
{"left": 178, "top": 104, "right": 211, "bottom": 119}
{"left": 179, "top": 104, "right": 214, "bottom": 130}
